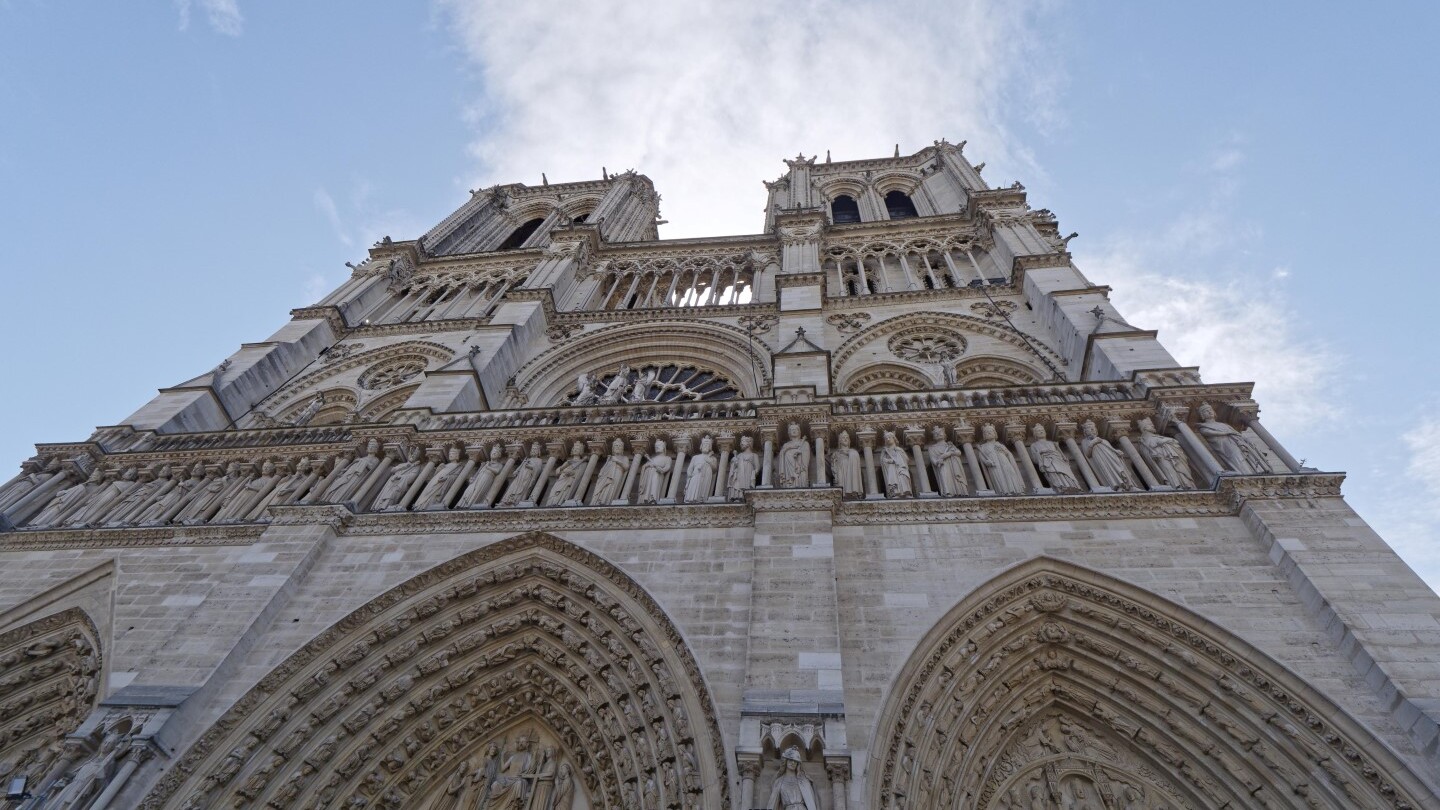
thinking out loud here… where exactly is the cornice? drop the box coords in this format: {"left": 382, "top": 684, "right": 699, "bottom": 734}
{"left": 0, "top": 523, "right": 264, "bottom": 551}
{"left": 343, "top": 502, "right": 753, "bottom": 535}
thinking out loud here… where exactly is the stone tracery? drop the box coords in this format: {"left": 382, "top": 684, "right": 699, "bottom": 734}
{"left": 871, "top": 558, "right": 1436, "bottom": 810}
{"left": 142, "top": 533, "right": 729, "bottom": 810}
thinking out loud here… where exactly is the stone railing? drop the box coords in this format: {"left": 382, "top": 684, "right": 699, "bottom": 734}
{"left": 2, "top": 401, "right": 1298, "bottom": 533}
{"left": 421, "top": 398, "right": 767, "bottom": 431}
{"left": 826, "top": 382, "right": 1135, "bottom": 414}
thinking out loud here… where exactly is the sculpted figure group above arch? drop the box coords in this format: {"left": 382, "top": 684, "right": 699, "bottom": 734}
{"left": 872, "top": 558, "right": 1437, "bottom": 810}
{"left": 142, "top": 533, "right": 730, "bottom": 810}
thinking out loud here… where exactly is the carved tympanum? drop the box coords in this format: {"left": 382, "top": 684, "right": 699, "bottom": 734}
{"left": 872, "top": 558, "right": 1435, "bottom": 810}
{"left": 142, "top": 533, "right": 728, "bottom": 810}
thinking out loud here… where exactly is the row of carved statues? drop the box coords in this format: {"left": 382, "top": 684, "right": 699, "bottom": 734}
{"left": 1, "top": 404, "right": 1282, "bottom": 530}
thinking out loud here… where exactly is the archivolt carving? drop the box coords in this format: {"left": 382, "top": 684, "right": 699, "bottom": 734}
{"left": 250, "top": 341, "right": 453, "bottom": 424}
{"left": 842, "top": 362, "right": 935, "bottom": 394}
{"left": 0, "top": 607, "right": 102, "bottom": 785}
{"left": 951, "top": 356, "right": 1045, "bottom": 388}
{"left": 872, "top": 558, "right": 1436, "bottom": 809}
{"left": 515, "top": 321, "right": 772, "bottom": 406}
{"left": 143, "top": 532, "right": 729, "bottom": 810}
{"left": 832, "top": 312, "right": 1063, "bottom": 388}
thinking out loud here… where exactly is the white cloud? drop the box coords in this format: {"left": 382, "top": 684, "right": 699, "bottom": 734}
{"left": 437, "top": 0, "right": 1061, "bottom": 239}
{"left": 175, "top": 0, "right": 243, "bottom": 36}
{"left": 313, "top": 187, "right": 352, "bottom": 248}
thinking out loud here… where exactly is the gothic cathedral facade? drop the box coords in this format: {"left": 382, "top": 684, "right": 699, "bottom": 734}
{"left": 1, "top": 142, "right": 1438, "bottom": 810}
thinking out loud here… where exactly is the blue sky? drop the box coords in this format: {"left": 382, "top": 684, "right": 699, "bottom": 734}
{"left": 1, "top": 2, "right": 1437, "bottom": 588}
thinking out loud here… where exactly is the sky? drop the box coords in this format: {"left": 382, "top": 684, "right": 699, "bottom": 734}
{"left": 1, "top": 2, "right": 1437, "bottom": 589}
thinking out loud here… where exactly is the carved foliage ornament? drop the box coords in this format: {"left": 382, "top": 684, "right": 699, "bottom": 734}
{"left": 873, "top": 559, "right": 1433, "bottom": 810}
{"left": 143, "top": 533, "right": 729, "bottom": 810}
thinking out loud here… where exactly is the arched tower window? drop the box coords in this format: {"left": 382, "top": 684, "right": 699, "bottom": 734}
{"left": 571, "top": 212, "right": 589, "bottom": 224}
{"left": 831, "top": 194, "right": 861, "bottom": 224}
{"left": 498, "top": 217, "right": 544, "bottom": 250}
{"left": 885, "top": 190, "right": 919, "bottom": 219}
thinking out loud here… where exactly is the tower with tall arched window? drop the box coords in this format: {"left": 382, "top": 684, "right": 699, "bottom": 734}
{"left": 2, "top": 143, "right": 1438, "bottom": 810}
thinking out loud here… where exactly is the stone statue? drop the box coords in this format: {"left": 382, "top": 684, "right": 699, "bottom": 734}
{"left": 457, "top": 445, "right": 507, "bottom": 508}
{"left": 1080, "top": 421, "right": 1138, "bottom": 490}
{"left": 103, "top": 465, "right": 171, "bottom": 526}
{"left": 66, "top": 466, "right": 138, "bottom": 527}
{"left": 288, "top": 393, "right": 324, "bottom": 427}
{"left": 587, "top": 439, "right": 631, "bottom": 505}
{"left": 480, "top": 735, "right": 533, "bottom": 809}
{"left": 1028, "top": 423, "right": 1081, "bottom": 493}
{"left": 28, "top": 467, "right": 104, "bottom": 528}
{"left": 727, "top": 435, "right": 760, "bottom": 501}
{"left": 552, "top": 760, "right": 576, "bottom": 810}
{"left": 766, "top": 746, "right": 819, "bottom": 810}
{"left": 372, "top": 446, "right": 424, "bottom": 512}
{"left": 829, "top": 430, "right": 864, "bottom": 498}
{"left": 176, "top": 461, "right": 241, "bottom": 525}
{"left": 1195, "top": 403, "right": 1270, "bottom": 473}
{"left": 572, "top": 372, "right": 599, "bottom": 406}
{"left": 543, "top": 442, "right": 588, "bottom": 506}
{"left": 878, "top": 431, "right": 913, "bottom": 498}
{"left": 135, "top": 462, "right": 204, "bottom": 525}
{"left": 0, "top": 457, "right": 60, "bottom": 512}
{"left": 414, "top": 446, "right": 466, "bottom": 510}
{"left": 1136, "top": 418, "right": 1195, "bottom": 488}
{"left": 683, "top": 435, "right": 718, "bottom": 503}
{"left": 264, "top": 458, "right": 314, "bottom": 508}
{"left": 977, "top": 424, "right": 1025, "bottom": 495}
{"left": 926, "top": 426, "right": 969, "bottom": 497}
{"left": 319, "top": 438, "right": 382, "bottom": 503}
{"left": 467, "top": 743, "right": 501, "bottom": 809}
{"left": 49, "top": 729, "right": 128, "bottom": 810}
{"left": 441, "top": 760, "right": 469, "bottom": 810}
{"left": 498, "top": 443, "right": 545, "bottom": 507}
{"left": 213, "top": 461, "right": 278, "bottom": 522}
{"left": 626, "top": 367, "right": 660, "bottom": 403}
{"left": 597, "top": 365, "right": 631, "bottom": 405}
{"left": 777, "top": 423, "right": 811, "bottom": 488}
{"left": 636, "top": 440, "right": 674, "bottom": 505}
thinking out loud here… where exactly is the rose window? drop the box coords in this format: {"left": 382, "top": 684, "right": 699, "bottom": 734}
{"left": 567, "top": 364, "right": 738, "bottom": 405}
{"left": 358, "top": 358, "right": 426, "bottom": 391}
{"left": 889, "top": 331, "right": 965, "bottom": 363}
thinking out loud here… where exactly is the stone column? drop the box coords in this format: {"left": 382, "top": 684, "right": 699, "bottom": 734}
{"left": 663, "top": 437, "right": 689, "bottom": 504}
{"left": 1239, "top": 412, "right": 1302, "bottom": 472}
{"left": 299, "top": 456, "right": 345, "bottom": 504}
{"left": 812, "top": 429, "right": 829, "bottom": 486}
{"left": 0, "top": 469, "right": 72, "bottom": 529}
{"left": 1006, "top": 423, "right": 1046, "bottom": 495}
{"left": 89, "top": 741, "right": 155, "bottom": 810}
{"left": 738, "top": 758, "right": 761, "bottom": 809}
{"left": 441, "top": 453, "right": 479, "bottom": 507}
{"left": 399, "top": 453, "right": 439, "bottom": 510}
{"left": 481, "top": 448, "right": 521, "bottom": 508}
{"left": 1111, "top": 422, "right": 1164, "bottom": 491}
{"left": 759, "top": 427, "right": 777, "bottom": 488}
{"left": 956, "top": 422, "right": 993, "bottom": 496}
{"left": 568, "top": 441, "right": 604, "bottom": 506}
{"left": 352, "top": 450, "right": 398, "bottom": 510}
{"left": 526, "top": 443, "right": 562, "bottom": 506}
{"left": 1060, "top": 426, "right": 1107, "bottom": 493}
{"left": 1171, "top": 419, "right": 1225, "bottom": 485}
{"left": 904, "top": 427, "right": 935, "bottom": 497}
{"left": 857, "top": 428, "right": 882, "bottom": 499}
{"left": 712, "top": 436, "right": 733, "bottom": 503}
{"left": 826, "top": 760, "right": 852, "bottom": 810}
{"left": 620, "top": 438, "right": 646, "bottom": 504}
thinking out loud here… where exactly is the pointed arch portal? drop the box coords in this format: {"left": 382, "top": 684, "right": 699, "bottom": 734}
{"left": 871, "top": 558, "right": 1437, "bottom": 810}
{"left": 143, "top": 533, "right": 729, "bottom": 809}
